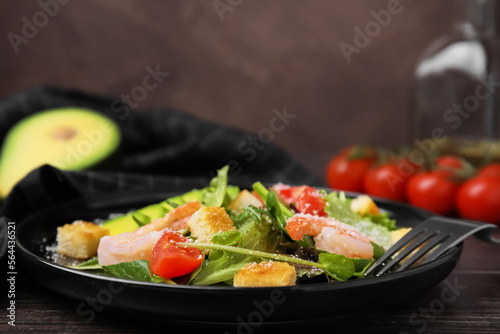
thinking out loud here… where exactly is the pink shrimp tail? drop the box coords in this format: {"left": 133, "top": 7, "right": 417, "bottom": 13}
{"left": 286, "top": 214, "right": 328, "bottom": 240}
{"left": 97, "top": 201, "right": 201, "bottom": 266}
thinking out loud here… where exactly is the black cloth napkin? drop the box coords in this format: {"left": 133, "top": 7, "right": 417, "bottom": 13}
{"left": 0, "top": 85, "right": 322, "bottom": 259}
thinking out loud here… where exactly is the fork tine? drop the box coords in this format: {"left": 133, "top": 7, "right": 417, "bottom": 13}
{"left": 417, "top": 232, "right": 465, "bottom": 264}
{"left": 365, "top": 216, "right": 499, "bottom": 277}
{"left": 413, "top": 218, "right": 498, "bottom": 265}
{"left": 363, "top": 228, "right": 427, "bottom": 276}
{"left": 395, "top": 232, "right": 451, "bottom": 272}
{"left": 373, "top": 231, "right": 440, "bottom": 276}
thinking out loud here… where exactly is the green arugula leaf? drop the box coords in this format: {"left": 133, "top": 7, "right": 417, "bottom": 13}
{"left": 237, "top": 205, "right": 286, "bottom": 253}
{"left": 102, "top": 260, "right": 174, "bottom": 284}
{"left": 190, "top": 255, "right": 259, "bottom": 286}
{"left": 324, "top": 191, "right": 361, "bottom": 225}
{"left": 252, "top": 182, "right": 293, "bottom": 219}
{"left": 318, "top": 253, "right": 355, "bottom": 281}
{"left": 152, "top": 275, "right": 177, "bottom": 284}
{"left": 190, "top": 232, "right": 261, "bottom": 286}
{"left": 371, "top": 241, "right": 385, "bottom": 260}
{"left": 70, "top": 257, "right": 102, "bottom": 270}
{"left": 211, "top": 230, "right": 241, "bottom": 246}
{"left": 190, "top": 204, "right": 287, "bottom": 286}
{"left": 231, "top": 205, "right": 267, "bottom": 228}
{"left": 352, "top": 258, "right": 373, "bottom": 273}
{"left": 102, "top": 260, "right": 153, "bottom": 282}
{"left": 203, "top": 165, "right": 229, "bottom": 207}
{"left": 265, "top": 191, "right": 288, "bottom": 233}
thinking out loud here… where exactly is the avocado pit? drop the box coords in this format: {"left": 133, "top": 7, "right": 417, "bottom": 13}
{"left": 51, "top": 126, "right": 78, "bottom": 141}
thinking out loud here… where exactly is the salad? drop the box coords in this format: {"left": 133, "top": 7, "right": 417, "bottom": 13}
{"left": 56, "top": 166, "right": 407, "bottom": 287}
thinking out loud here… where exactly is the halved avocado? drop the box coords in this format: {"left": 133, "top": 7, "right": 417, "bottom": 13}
{"left": 0, "top": 107, "right": 121, "bottom": 199}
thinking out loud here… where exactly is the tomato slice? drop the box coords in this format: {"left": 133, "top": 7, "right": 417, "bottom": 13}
{"left": 272, "top": 184, "right": 306, "bottom": 204}
{"left": 295, "top": 186, "right": 327, "bottom": 217}
{"left": 150, "top": 230, "right": 204, "bottom": 279}
{"left": 273, "top": 184, "right": 327, "bottom": 216}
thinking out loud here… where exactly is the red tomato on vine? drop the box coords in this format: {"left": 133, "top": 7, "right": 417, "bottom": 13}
{"left": 364, "top": 163, "right": 407, "bottom": 202}
{"left": 406, "top": 171, "right": 460, "bottom": 216}
{"left": 326, "top": 146, "right": 377, "bottom": 193}
{"left": 456, "top": 175, "right": 500, "bottom": 225}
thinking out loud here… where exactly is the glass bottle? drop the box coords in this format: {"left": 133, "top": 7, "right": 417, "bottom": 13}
{"left": 412, "top": 0, "right": 500, "bottom": 166}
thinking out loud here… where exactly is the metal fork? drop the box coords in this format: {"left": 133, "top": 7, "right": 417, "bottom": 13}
{"left": 364, "top": 216, "right": 500, "bottom": 277}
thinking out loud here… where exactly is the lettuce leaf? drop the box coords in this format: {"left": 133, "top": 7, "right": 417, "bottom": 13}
{"left": 72, "top": 256, "right": 100, "bottom": 270}
{"left": 190, "top": 205, "right": 286, "bottom": 286}
{"left": 203, "top": 165, "right": 229, "bottom": 207}
{"left": 318, "top": 253, "right": 355, "bottom": 281}
{"left": 102, "top": 260, "right": 174, "bottom": 284}
{"left": 362, "top": 212, "right": 397, "bottom": 231}
{"left": 324, "top": 191, "right": 362, "bottom": 225}
{"left": 324, "top": 191, "right": 393, "bottom": 249}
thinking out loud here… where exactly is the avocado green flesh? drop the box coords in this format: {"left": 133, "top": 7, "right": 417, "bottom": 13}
{"left": 100, "top": 186, "right": 241, "bottom": 235}
{"left": 101, "top": 203, "right": 170, "bottom": 236}
{"left": 0, "top": 108, "right": 121, "bottom": 199}
{"left": 100, "top": 189, "right": 206, "bottom": 236}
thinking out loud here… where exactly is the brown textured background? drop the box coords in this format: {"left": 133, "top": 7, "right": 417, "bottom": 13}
{"left": 0, "top": 0, "right": 455, "bottom": 180}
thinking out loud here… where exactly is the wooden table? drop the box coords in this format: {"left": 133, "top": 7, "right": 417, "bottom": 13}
{"left": 3, "top": 231, "right": 499, "bottom": 334}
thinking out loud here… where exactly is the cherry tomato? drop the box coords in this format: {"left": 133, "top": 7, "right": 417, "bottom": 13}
{"left": 456, "top": 176, "right": 500, "bottom": 224}
{"left": 436, "top": 155, "right": 464, "bottom": 170}
{"left": 406, "top": 171, "right": 460, "bottom": 216}
{"left": 273, "top": 184, "right": 327, "bottom": 216}
{"left": 150, "top": 230, "right": 204, "bottom": 279}
{"left": 295, "top": 186, "right": 327, "bottom": 216}
{"left": 364, "top": 163, "right": 407, "bottom": 202}
{"left": 272, "top": 184, "right": 307, "bottom": 204}
{"left": 326, "top": 146, "right": 377, "bottom": 193}
{"left": 477, "top": 163, "right": 500, "bottom": 178}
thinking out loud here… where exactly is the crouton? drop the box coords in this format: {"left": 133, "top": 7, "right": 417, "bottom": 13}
{"left": 350, "top": 195, "right": 381, "bottom": 215}
{"left": 186, "top": 206, "right": 236, "bottom": 243}
{"left": 233, "top": 261, "right": 297, "bottom": 287}
{"left": 227, "top": 189, "right": 263, "bottom": 213}
{"left": 56, "top": 220, "right": 109, "bottom": 259}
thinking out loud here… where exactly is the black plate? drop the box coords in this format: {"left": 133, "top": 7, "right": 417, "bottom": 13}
{"left": 17, "top": 189, "right": 462, "bottom": 323}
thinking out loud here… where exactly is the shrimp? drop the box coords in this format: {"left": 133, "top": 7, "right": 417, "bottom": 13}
{"left": 286, "top": 213, "right": 374, "bottom": 259}
{"left": 97, "top": 201, "right": 202, "bottom": 266}
{"left": 314, "top": 227, "right": 374, "bottom": 259}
